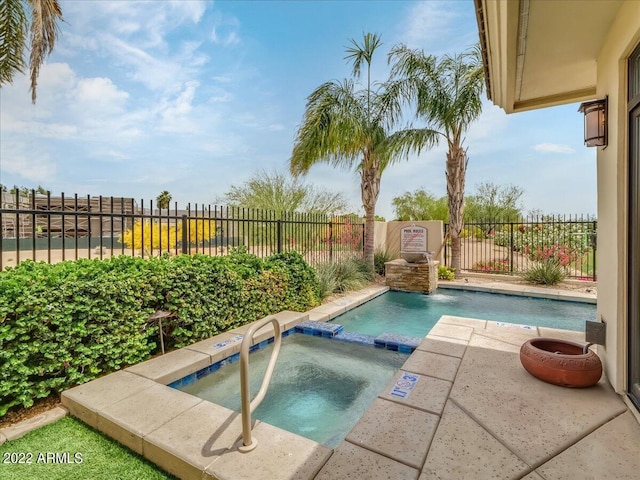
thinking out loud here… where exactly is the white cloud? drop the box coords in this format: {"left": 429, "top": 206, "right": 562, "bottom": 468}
{"left": 533, "top": 143, "right": 575, "bottom": 154}
{"left": 1, "top": 142, "right": 57, "bottom": 183}
{"left": 75, "top": 77, "right": 129, "bottom": 112}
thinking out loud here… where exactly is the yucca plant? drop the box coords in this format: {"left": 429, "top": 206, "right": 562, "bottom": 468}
{"left": 523, "top": 258, "right": 565, "bottom": 285}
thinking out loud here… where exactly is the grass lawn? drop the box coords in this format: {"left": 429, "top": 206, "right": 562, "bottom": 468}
{"left": 0, "top": 417, "right": 176, "bottom": 480}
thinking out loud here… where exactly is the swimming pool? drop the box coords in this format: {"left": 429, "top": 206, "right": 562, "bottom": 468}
{"left": 332, "top": 289, "right": 596, "bottom": 338}
{"left": 179, "top": 333, "right": 407, "bottom": 447}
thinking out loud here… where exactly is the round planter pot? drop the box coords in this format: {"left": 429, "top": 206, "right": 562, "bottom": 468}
{"left": 519, "top": 338, "right": 602, "bottom": 388}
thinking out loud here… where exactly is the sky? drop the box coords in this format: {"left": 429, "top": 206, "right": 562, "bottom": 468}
{"left": 0, "top": 0, "right": 597, "bottom": 220}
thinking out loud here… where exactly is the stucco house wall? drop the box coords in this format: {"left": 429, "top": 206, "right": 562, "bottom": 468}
{"left": 595, "top": 1, "right": 640, "bottom": 394}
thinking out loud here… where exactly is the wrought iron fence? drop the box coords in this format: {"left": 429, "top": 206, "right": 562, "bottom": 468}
{"left": 444, "top": 214, "right": 597, "bottom": 280}
{"left": 0, "top": 191, "right": 365, "bottom": 270}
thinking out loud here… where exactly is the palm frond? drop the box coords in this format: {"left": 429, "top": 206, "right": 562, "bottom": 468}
{"left": 344, "top": 32, "right": 382, "bottom": 79}
{"left": 28, "top": 0, "right": 63, "bottom": 103}
{"left": 290, "top": 79, "right": 368, "bottom": 176}
{"left": 383, "top": 127, "right": 441, "bottom": 161}
{"left": 0, "top": 0, "right": 28, "bottom": 85}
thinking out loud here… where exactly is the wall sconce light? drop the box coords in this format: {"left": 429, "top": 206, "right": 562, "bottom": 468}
{"left": 578, "top": 96, "right": 607, "bottom": 147}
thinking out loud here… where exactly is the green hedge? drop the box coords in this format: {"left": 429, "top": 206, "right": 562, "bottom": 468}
{"left": 0, "top": 249, "right": 321, "bottom": 416}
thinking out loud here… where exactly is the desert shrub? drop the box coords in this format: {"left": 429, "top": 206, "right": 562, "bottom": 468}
{"left": 314, "top": 256, "right": 373, "bottom": 296}
{"left": 438, "top": 265, "right": 456, "bottom": 280}
{"left": 0, "top": 251, "right": 320, "bottom": 417}
{"left": 374, "top": 247, "right": 394, "bottom": 276}
{"left": 460, "top": 225, "right": 486, "bottom": 240}
{"left": 472, "top": 259, "right": 510, "bottom": 273}
{"left": 315, "top": 262, "right": 339, "bottom": 300}
{"left": 523, "top": 258, "right": 566, "bottom": 285}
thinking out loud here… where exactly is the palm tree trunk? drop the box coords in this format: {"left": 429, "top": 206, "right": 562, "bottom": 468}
{"left": 361, "top": 161, "right": 381, "bottom": 268}
{"left": 446, "top": 144, "right": 468, "bottom": 276}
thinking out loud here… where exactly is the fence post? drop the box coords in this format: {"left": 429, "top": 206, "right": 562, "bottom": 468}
{"left": 277, "top": 219, "right": 282, "bottom": 253}
{"left": 592, "top": 220, "right": 597, "bottom": 281}
{"left": 181, "top": 215, "right": 188, "bottom": 254}
{"left": 509, "top": 222, "right": 514, "bottom": 273}
{"left": 444, "top": 224, "right": 448, "bottom": 266}
{"left": 328, "top": 221, "right": 333, "bottom": 261}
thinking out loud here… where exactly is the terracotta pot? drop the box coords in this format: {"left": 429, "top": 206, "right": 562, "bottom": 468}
{"left": 519, "top": 338, "right": 602, "bottom": 388}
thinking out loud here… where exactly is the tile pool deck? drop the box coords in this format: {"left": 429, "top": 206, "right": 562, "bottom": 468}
{"left": 60, "top": 283, "right": 640, "bottom": 480}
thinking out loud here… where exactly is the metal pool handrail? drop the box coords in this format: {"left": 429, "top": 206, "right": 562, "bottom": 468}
{"left": 238, "top": 316, "right": 282, "bottom": 453}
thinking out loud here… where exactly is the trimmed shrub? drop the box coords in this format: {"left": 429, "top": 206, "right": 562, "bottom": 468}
{"left": 438, "top": 265, "right": 456, "bottom": 280}
{"left": 0, "top": 251, "right": 320, "bottom": 416}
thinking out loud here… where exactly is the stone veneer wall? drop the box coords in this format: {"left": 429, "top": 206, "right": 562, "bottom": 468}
{"left": 385, "top": 259, "right": 438, "bottom": 294}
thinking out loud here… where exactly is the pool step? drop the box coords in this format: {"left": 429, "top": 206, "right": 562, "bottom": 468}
{"left": 374, "top": 333, "right": 422, "bottom": 353}
{"left": 295, "top": 320, "right": 344, "bottom": 338}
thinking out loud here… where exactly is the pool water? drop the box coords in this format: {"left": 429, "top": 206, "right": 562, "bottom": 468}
{"left": 333, "top": 289, "right": 596, "bottom": 338}
{"left": 179, "top": 334, "right": 407, "bottom": 447}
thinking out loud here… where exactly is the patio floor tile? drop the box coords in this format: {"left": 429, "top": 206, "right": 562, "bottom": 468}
{"left": 315, "top": 441, "right": 419, "bottom": 480}
{"left": 420, "top": 400, "right": 530, "bottom": 480}
{"left": 428, "top": 323, "right": 474, "bottom": 341}
{"left": 345, "top": 398, "right": 439, "bottom": 469}
{"left": 402, "top": 350, "right": 461, "bottom": 382}
{"left": 416, "top": 336, "right": 467, "bottom": 358}
{"left": 206, "top": 421, "right": 332, "bottom": 480}
{"left": 535, "top": 411, "right": 640, "bottom": 479}
{"left": 450, "top": 343, "right": 628, "bottom": 466}
{"left": 379, "top": 370, "right": 452, "bottom": 415}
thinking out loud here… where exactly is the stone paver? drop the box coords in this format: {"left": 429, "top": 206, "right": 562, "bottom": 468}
{"left": 315, "top": 441, "right": 419, "bottom": 480}
{"left": 185, "top": 332, "right": 244, "bottom": 363}
{"left": 207, "top": 421, "right": 332, "bottom": 480}
{"left": 421, "top": 400, "right": 530, "bottom": 480}
{"left": 143, "top": 401, "right": 244, "bottom": 480}
{"left": 402, "top": 350, "right": 461, "bottom": 382}
{"left": 346, "top": 398, "right": 439, "bottom": 469}
{"left": 62, "top": 371, "right": 157, "bottom": 428}
{"left": 416, "top": 336, "right": 467, "bottom": 358}
{"left": 450, "top": 343, "right": 628, "bottom": 466}
{"left": 428, "top": 323, "right": 474, "bottom": 341}
{"left": 535, "top": 411, "right": 640, "bottom": 480}
{"left": 98, "top": 383, "right": 202, "bottom": 454}
{"left": 438, "top": 315, "right": 487, "bottom": 330}
{"left": 379, "top": 370, "right": 452, "bottom": 415}
{"left": 468, "top": 333, "right": 522, "bottom": 354}
{"left": 125, "top": 348, "right": 211, "bottom": 385}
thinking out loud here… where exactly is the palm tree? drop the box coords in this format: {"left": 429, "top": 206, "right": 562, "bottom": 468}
{"left": 388, "top": 44, "right": 485, "bottom": 275}
{"left": 290, "top": 33, "right": 436, "bottom": 267}
{"left": 156, "top": 191, "right": 172, "bottom": 210}
{"left": 0, "top": 0, "right": 63, "bottom": 103}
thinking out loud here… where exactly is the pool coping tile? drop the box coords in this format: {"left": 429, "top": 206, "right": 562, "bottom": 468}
{"left": 401, "top": 350, "right": 462, "bottom": 382}
{"left": 125, "top": 348, "right": 212, "bottom": 385}
{"left": 61, "top": 371, "right": 157, "bottom": 428}
{"left": 379, "top": 370, "right": 452, "bottom": 416}
{"left": 416, "top": 337, "right": 468, "bottom": 358}
{"left": 97, "top": 383, "right": 203, "bottom": 454}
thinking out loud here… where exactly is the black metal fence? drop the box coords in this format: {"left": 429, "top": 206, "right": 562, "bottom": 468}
{"left": 0, "top": 191, "right": 365, "bottom": 270}
{"left": 444, "top": 214, "right": 597, "bottom": 280}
